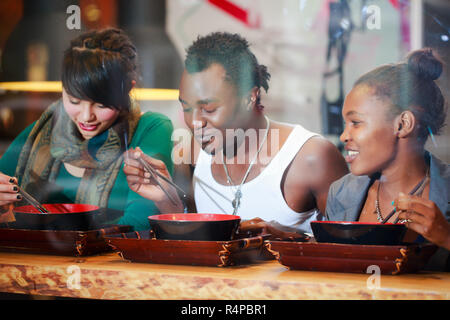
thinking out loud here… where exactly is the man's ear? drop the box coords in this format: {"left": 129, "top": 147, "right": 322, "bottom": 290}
{"left": 245, "top": 87, "right": 260, "bottom": 111}
{"left": 395, "top": 110, "right": 416, "bottom": 138}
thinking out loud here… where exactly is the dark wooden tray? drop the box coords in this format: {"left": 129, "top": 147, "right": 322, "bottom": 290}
{"left": 0, "top": 224, "right": 131, "bottom": 256}
{"left": 265, "top": 240, "right": 438, "bottom": 275}
{"left": 105, "top": 231, "right": 271, "bottom": 267}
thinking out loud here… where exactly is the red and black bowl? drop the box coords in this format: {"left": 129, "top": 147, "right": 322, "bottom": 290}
{"left": 310, "top": 221, "right": 407, "bottom": 245}
{"left": 148, "top": 213, "right": 241, "bottom": 241}
{"left": 13, "top": 204, "right": 102, "bottom": 230}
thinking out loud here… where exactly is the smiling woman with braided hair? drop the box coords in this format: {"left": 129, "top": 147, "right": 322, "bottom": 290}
{"left": 0, "top": 28, "right": 174, "bottom": 231}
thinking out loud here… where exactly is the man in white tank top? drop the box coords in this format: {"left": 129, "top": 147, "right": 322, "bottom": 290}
{"left": 124, "top": 32, "right": 348, "bottom": 238}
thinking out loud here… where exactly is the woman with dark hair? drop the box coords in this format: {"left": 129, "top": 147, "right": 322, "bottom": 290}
{"left": 326, "top": 48, "right": 449, "bottom": 270}
{"left": 0, "top": 28, "right": 174, "bottom": 231}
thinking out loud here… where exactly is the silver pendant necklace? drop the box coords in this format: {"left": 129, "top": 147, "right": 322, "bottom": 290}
{"left": 221, "top": 115, "right": 270, "bottom": 215}
{"left": 374, "top": 182, "right": 384, "bottom": 222}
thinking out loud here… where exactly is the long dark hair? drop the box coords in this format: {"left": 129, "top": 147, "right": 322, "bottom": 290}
{"left": 61, "top": 28, "right": 138, "bottom": 112}
{"left": 354, "top": 48, "right": 446, "bottom": 142}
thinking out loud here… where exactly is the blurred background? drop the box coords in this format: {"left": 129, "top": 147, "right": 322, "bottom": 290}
{"left": 0, "top": 0, "right": 448, "bottom": 162}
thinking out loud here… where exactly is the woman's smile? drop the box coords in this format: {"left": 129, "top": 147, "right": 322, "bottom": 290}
{"left": 78, "top": 122, "right": 100, "bottom": 132}
{"left": 344, "top": 149, "right": 359, "bottom": 163}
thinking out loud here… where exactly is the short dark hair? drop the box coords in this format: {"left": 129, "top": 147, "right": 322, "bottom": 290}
{"left": 61, "top": 28, "right": 138, "bottom": 112}
{"left": 184, "top": 32, "right": 270, "bottom": 103}
{"left": 354, "top": 48, "right": 446, "bottom": 141}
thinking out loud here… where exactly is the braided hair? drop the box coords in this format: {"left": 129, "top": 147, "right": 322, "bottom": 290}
{"left": 185, "top": 32, "right": 270, "bottom": 109}
{"left": 61, "top": 28, "right": 138, "bottom": 112}
{"left": 354, "top": 48, "right": 446, "bottom": 142}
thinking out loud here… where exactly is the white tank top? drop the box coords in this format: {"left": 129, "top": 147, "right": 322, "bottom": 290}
{"left": 193, "top": 124, "right": 323, "bottom": 234}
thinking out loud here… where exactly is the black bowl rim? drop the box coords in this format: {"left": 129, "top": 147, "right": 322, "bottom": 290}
{"left": 148, "top": 213, "right": 241, "bottom": 222}
{"left": 14, "top": 203, "right": 100, "bottom": 215}
{"left": 311, "top": 220, "right": 405, "bottom": 226}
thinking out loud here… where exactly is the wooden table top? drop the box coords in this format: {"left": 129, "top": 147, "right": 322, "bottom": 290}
{"left": 0, "top": 251, "right": 449, "bottom": 299}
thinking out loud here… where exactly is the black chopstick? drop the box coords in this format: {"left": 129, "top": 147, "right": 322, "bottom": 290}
{"left": 18, "top": 188, "right": 49, "bottom": 214}
{"left": 137, "top": 157, "right": 178, "bottom": 205}
{"left": 124, "top": 134, "right": 177, "bottom": 205}
{"left": 144, "top": 162, "right": 188, "bottom": 198}
{"left": 381, "top": 175, "right": 429, "bottom": 224}
{"left": 144, "top": 164, "right": 189, "bottom": 213}
{"left": 124, "top": 134, "right": 178, "bottom": 205}
{"left": 380, "top": 208, "right": 396, "bottom": 224}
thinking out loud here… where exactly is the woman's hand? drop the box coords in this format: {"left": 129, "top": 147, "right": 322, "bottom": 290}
{"left": 0, "top": 173, "right": 21, "bottom": 223}
{"left": 238, "top": 217, "right": 308, "bottom": 241}
{"left": 395, "top": 192, "right": 450, "bottom": 250}
{"left": 123, "top": 147, "right": 184, "bottom": 213}
{"left": 0, "top": 173, "right": 21, "bottom": 207}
